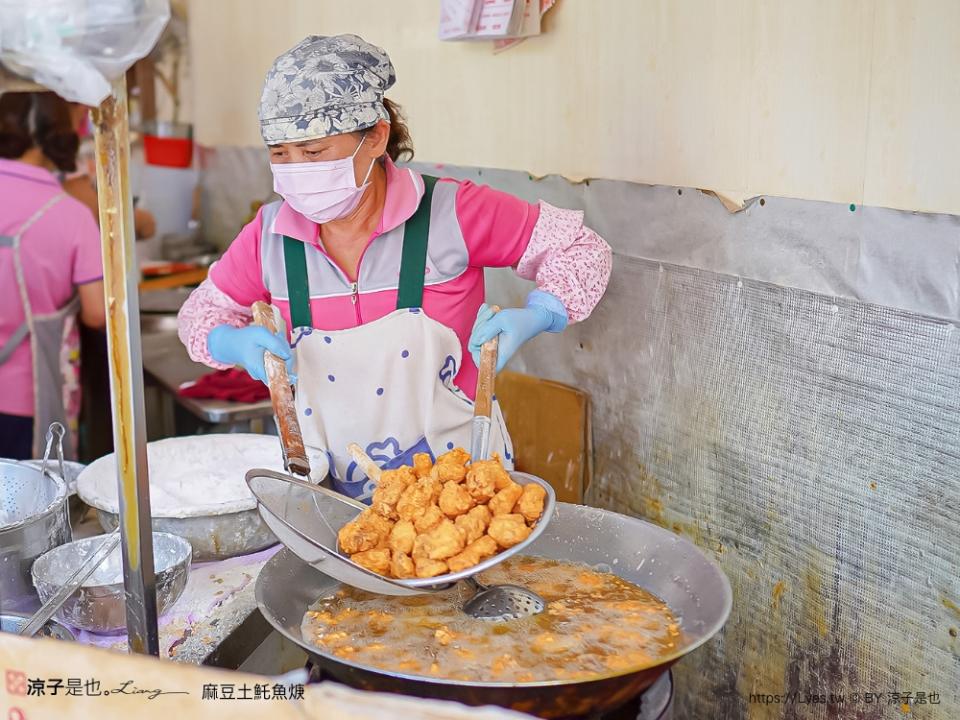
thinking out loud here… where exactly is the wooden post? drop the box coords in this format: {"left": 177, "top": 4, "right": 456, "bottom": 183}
{"left": 91, "top": 74, "right": 159, "bottom": 656}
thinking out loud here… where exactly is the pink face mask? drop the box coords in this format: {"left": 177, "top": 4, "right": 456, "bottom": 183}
{"left": 270, "top": 134, "right": 376, "bottom": 224}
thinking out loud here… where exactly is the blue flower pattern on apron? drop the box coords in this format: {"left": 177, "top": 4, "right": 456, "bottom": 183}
{"left": 439, "top": 354, "right": 457, "bottom": 385}
{"left": 339, "top": 435, "right": 438, "bottom": 501}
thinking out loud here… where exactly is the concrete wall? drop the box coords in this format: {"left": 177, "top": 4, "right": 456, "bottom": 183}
{"left": 188, "top": 0, "right": 960, "bottom": 215}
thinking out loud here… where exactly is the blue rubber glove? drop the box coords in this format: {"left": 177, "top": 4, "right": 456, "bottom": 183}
{"left": 468, "top": 290, "right": 568, "bottom": 372}
{"left": 207, "top": 324, "right": 296, "bottom": 385}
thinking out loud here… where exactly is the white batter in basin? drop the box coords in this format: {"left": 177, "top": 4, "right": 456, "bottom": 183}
{"left": 78, "top": 434, "right": 328, "bottom": 517}
{"left": 76, "top": 434, "right": 330, "bottom": 560}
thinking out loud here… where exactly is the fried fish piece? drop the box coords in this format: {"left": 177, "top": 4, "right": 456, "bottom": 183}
{"left": 488, "top": 481, "right": 524, "bottom": 516}
{"left": 396, "top": 478, "right": 434, "bottom": 521}
{"left": 419, "top": 518, "right": 466, "bottom": 560}
{"left": 371, "top": 466, "right": 416, "bottom": 519}
{"left": 387, "top": 519, "right": 416, "bottom": 555}
{"left": 351, "top": 548, "right": 391, "bottom": 575}
{"left": 454, "top": 509, "right": 485, "bottom": 544}
{"left": 433, "top": 463, "right": 467, "bottom": 484}
{"left": 412, "top": 453, "right": 434, "bottom": 479}
{"left": 439, "top": 480, "right": 475, "bottom": 517}
{"left": 411, "top": 532, "right": 428, "bottom": 560}
{"left": 414, "top": 557, "right": 448, "bottom": 578}
{"left": 470, "top": 453, "right": 513, "bottom": 490}
{"left": 487, "top": 514, "right": 532, "bottom": 548}
{"left": 391, "top": 551, "right": 416, "bottom": 579}
{"left": 491, "top": 455, "right": 515, "bottom": 489}
{"left": 469, "top": 504, "right": 492, "bottom": 527}
{"left": 517, "top": 483, "right": 547, "bottom": 523}
{"left": 428, "top": 448, "right": 470, "bottom": 484}
{"left": 410, "top": 504, "right": 441, "bottom": 534}
{"left": 426, "top": 474, "right": 444, "bottom": 503}
{"left": 464, "top": 467, "right": 495, "bottom": 503}
{"left": 464, "top": 458, "right": 512, "bottom": 500}
{"left": 338, "top": 509, "right": 394, "bottom": 555}
{"left": 446, "top": 534, "right": 498, "bottom": 573}
{"left": 441, "top": 447, "right": 471, "bottom": 464}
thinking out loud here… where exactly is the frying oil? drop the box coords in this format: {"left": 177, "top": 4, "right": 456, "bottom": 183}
{"left": 301, "top": 556, "right": 681, "bottom": 683}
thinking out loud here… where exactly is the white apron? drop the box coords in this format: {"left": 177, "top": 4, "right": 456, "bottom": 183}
{"left": 283, "top": 176, "right": 513, "bottom": 501}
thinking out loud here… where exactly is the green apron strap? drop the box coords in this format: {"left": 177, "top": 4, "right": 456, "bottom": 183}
{"left": 282, "top": 235, "right": 312, "bottom": 329}
{"left": 396, "top": 175, "right": 437, "bottom": 310}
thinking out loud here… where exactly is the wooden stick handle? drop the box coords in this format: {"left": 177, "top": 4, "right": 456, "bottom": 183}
{"left": 347, "top": 443, "right": 383, "bottom": 483}
{"left": 474, "top": 305, "right": 500, "bottom": 419}
{"left": 251, "top": 301, "right": 310, "bottom": 477}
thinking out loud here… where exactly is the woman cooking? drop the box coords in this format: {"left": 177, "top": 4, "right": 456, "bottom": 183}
{"left": 178, "top": 34, "right": 612, "bottom": 500}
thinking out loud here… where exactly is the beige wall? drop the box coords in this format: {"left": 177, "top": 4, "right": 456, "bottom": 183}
{"left": 189, "top": 0, "right": 960, "bottom": 215}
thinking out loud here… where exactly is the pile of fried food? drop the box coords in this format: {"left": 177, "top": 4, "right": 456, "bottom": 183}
{"left": 337, "top": 449, "right": 547, "bottom": 579}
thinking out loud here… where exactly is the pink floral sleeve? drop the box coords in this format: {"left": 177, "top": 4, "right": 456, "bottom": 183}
{"left": 176, "top": 273, "right": 252, "bottom": 369}
{"left": 516, "top": 201, "right": 613, "bottom": 323}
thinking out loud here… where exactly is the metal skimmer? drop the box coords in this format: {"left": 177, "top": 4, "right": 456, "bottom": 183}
{"left": 245, "top": 469, "right": 555, "bottom": 596}
{"left": 461, "top": 576, "right": 546, "bottom": 621}
{"left": 458, "top": 329, "right": 547, "bottom": 620}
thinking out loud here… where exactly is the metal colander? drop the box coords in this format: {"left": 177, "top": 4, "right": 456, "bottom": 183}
{"left": 245, "top": 468, "right": 556, "bottom": 596}
{"left": 0, "top": 460, "right": 67, "bottom": 530}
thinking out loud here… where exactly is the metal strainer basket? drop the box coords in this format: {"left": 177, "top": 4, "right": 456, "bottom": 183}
{"left": 0, "top": 460, "right": 68, "bottom": 530}
{"left": 245, "top": 469, "right": 556, "bottom": 596}
{"left": 0, "top": 458, "right": 72, "bottom": 612}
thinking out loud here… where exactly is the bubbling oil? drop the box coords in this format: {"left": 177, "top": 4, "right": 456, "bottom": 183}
{"left": 301, "top": 555, "right": 681, "bottom": 683}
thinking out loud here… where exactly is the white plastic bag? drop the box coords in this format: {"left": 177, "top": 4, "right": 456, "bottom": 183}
{"left": 0, "top": 0, "right": 170, "bottom": 105}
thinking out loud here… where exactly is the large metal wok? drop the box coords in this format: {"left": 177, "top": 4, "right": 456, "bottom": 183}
{"left": 256, "top": 502, "right": 732, "bottom": 719}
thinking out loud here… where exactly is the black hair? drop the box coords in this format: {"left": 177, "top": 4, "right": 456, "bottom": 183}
{"left": 0, "top": 92, "right": 79, "bottom": 172}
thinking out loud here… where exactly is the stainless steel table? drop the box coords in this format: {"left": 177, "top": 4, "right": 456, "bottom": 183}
{"left": 140, "top": 314, "right": 275, "bottom": 431}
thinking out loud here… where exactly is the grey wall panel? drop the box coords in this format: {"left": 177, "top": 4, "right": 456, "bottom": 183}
{"left": 499, "top": 256, "right": 960, "bottom": 719}
{"left": 407, "top": 162, "right": 960, "bottom": 322}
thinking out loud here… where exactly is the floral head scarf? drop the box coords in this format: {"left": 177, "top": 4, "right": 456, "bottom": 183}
{"left": 259, "top": 34, "right": 395, "bottom": 145}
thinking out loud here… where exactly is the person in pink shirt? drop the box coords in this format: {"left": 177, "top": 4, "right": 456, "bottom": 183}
{"left": 0, "top": 92, "right": 106, "bottom": 460}
{"left": 178, "top": 34, "right": 611, "bottom": 504}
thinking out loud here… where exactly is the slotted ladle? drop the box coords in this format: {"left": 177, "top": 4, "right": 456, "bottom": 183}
{"left": 458, "top": 328, "right": 545, "bottom": 621}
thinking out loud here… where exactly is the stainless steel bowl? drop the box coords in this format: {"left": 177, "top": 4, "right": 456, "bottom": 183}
{"left": 95, "top": 507, "right": 277, "bottom": 562}
{"left": 31, "top": 532, "right": 192, "bottom": 635}
{"left": 0, "top": 612, "right": 75, "bottom": 641}
{"left": 0, "top": 460, "right": 72, "bottom": 612}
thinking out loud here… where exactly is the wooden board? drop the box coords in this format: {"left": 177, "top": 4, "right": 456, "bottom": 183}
{"left": 496, "top": 371, "right": 591, "bottom": 504}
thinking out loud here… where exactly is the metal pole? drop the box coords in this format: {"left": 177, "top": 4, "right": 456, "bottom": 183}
{"left": 91, "top": 75, "right": 159, "bottom": 655}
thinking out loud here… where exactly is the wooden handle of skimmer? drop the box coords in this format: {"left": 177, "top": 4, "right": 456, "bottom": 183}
{"left": 252, "top": 301, "right": 310, "bottom": 477}
{"left": 474, "top": 305, "right": 500, "bottom": 419}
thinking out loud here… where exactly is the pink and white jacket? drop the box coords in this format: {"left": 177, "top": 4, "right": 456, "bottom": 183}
{"left": 178, "top": 158, "right": 612, "bottom": 398}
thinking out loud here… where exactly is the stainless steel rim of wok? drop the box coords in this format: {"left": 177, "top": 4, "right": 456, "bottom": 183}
{"left": 245, "top": 468, "right": 557, "bottom": 595}
{"left": 255, "top": 501, "right": 732, "bottom": 716}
